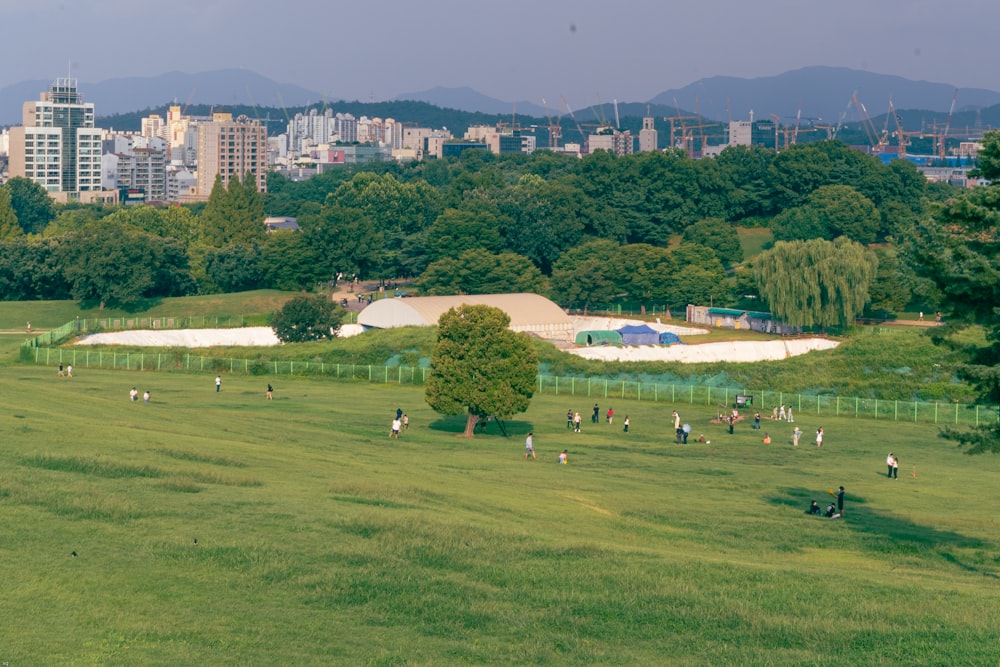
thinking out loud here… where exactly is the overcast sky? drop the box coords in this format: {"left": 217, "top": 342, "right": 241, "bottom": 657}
{"left": 2, "top": 0, "right": 997, "bottom": 104}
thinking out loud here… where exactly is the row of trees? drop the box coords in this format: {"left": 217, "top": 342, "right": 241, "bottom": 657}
{"left": 0, "top": 137, "right": 952, "bottom": 315}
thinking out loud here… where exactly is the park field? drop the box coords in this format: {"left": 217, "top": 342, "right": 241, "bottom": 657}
{"left": 1, "top": 362, "right": 998, "bottom": 665}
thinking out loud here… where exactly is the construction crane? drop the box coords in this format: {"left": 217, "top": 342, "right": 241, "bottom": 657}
{"left": 938, "top": 88, "right": 959, "bottom": 159}
{"left": 852, "top": 92, "right": 889, "bottom": 153}
{"left": 540, "top": 98, "right": 562, "bottom": 149}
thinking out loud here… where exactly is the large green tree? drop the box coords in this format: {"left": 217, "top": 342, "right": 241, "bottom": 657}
{"left": 425, "top": 304, "right": 538, "bottom": 437}
{"left": 270, "top": 295, "right": 346, "bottom": 343}
{"left": 752, "top": 237, "right": 878, "bottom": 328}
{"left": 418, "top": 249, "right": 549, "bottom": 296}
{"left": 913, "top": 148, "right": 1000, "bottom": 453}
{"left": 57, "top": 220, "right": 195, "bottom": 307}
{"left": 0, "top": 186, "right": 22, "bottom": 241}
{"left": 5, "top": 177, "right": 55, "bottom": 234}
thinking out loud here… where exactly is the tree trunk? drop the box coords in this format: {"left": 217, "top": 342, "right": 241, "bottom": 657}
{"left": 462, "top": 412, "right": 480, "bottom": 438}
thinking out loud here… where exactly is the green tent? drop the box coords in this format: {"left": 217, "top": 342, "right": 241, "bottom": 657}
{"left": 574, "top": 330, "right": 623, "bottom": 346}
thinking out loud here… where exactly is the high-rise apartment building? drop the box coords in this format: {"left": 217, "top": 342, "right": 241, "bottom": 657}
{"left": 196, "top": 112, "right": 267, "bottom": 198}
{"left": 8, "top": 78, "right": 114, "bottom": 203}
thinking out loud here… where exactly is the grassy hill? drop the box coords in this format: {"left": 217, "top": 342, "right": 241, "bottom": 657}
{"left": 0, "top": 365, "right": 996, "bottom": 664}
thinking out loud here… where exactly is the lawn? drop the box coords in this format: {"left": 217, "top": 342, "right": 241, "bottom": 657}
{"left": 1, "top": 364, "right": 998, "bottom": 665}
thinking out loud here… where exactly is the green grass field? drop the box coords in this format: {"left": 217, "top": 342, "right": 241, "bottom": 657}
{"left": 2, "top": 362, "right": 998, "bottom": 665}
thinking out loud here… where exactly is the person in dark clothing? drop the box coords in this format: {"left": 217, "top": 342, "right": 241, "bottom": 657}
{"left": 806, "top": 500, "right": 821, "bottom": 515}
{"left": 825, "top": 504, "right": 838, "bottom": 518}
{"left": 727, "top": 415, "right": 735, "bottom": 435}
{"left": 836, "top": 486, "right": 845, "bottom": 515}
{"left": 592, "top": 403, "right": 600, "bottom": 424}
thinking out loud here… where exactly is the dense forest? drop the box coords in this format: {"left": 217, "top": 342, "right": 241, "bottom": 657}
{"left": 0, "top": 137, "right": 974, "bottom": 322}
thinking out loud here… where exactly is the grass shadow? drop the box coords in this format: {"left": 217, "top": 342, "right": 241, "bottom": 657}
{"left": 426, "top": 416, "right": 531, "bottom": 438}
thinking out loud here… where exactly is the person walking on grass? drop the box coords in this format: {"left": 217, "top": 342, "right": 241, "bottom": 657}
{"left": 525, "top": 432, "right": 536, "bottom": 460}
{"left": 623, "top": 416, "right": 630, "bottom": 433}
{"left": 892, "top": 454, "right": 899, "bottom": 480}
{"left": 592, "top": 403, "right": 600, "bottom": 424}
{"left": 215, "top": 376, "right": 221, "bottom": 392}
{"left": 66, "top": 364, "right": 73, "bottom": 378}
{"left": 574, "top": 411, "right": 582, "bottom": 433}
{"left": 58, "top": 363, "right": 64, "bottom": 377}
{"left": 792, "top": 426, "right": 802, "bottom": 447}
{"left": 266, "top": 383, "right": 273, "bottom": 400}
{"left": 816, "top": 427, "right": 824, "bottom": 448}
{"left": 390, "top": 417, "right": 401, "bottom": 439}
{"left": 886, "top": 452, "right": 895, "bottom": 478}
{"left": 606, "top": 407, "right": 614, "bottom": 425}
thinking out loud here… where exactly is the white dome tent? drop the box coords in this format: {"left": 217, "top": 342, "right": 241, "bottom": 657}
{"left": 357, "top": 293, "right": 574, "bottom": 342}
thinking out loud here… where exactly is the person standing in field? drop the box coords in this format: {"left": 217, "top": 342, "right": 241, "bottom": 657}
{"left": 525, "top": 432, "right": 536, "bottom": 460}
{"left": 592, "top": 403, "right": 600, "bottom": 424}
{"left": 606, "top": 407, "right": 614, "bottom": 424}
{"left": 129, "top": 387, "right": 138, "bottom": 402}
{"left": 792, "top": 426, "right": 802, "bottom": 447}
{"left": 215, "top": 376, "right": 221, "bottom": 392}
{"left": 402, "top": 414, "right": 409, "bottom": 430}
{"left": 623, "top": 416, "right": 630, "bottom": 433}
{"left": 390, "top": 417, "right": 401, "bottom": 439}
{"left": 266, "top": 383, "right": 273, "bottom": 400}
{"left": 566, "top": 409, "right": 573, "bottom": 430}
{"left": 574, "top": 411, "right": 582, "bottom": 433}
{"left": 66, "top": 364, "right": 73, "bottom": 378}
{"left": 886, "top": 452, "right": 895, "bottom": 478}
{"left": 816, "top": 427, "right": 824, "bottom": 447}
{"left": 786, "top": 406, "right": 794, "bottom": 422}
{"left": 753, "top": 412, "right": 761, "bottom": 430}
{"left": 143, "top": 390, "right": 150, "bottom": 403}
{"left": 58, "top": 363, "right": 64, "bottom": 377}
{"left": 892, "top": 454, "right": 899, "bottom": 480}
{"left": 836, "top": 486, "right": 845, "bottom": 515}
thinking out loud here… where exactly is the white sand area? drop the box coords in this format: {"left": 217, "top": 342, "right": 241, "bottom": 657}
{"left": 73, "top": 324, "right": 364, "bottom": 348}
{"left": 71, "top": 316, "right": 837, "bottom": 363}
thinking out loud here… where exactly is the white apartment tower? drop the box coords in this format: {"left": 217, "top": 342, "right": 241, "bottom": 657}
{"left": 8, "top": 78, "right": 108, "bottom": 202}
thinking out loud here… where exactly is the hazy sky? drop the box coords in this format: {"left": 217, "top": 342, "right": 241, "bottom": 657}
{"left": 2, "top": 0, "right": 997, "bottom": 103}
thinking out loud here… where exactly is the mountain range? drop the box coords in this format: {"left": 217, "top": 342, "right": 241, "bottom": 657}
{"left": 2, "top": 66, "right": 999, "bottom": 129}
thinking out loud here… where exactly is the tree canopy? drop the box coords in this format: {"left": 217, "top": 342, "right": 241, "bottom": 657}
{"left": 752, "top": 237, "right": 878, "bottom": 328}
{"left": 425, "top": 304, "right": 538, "bottom": 437}
{"left": 270, "top": 294, "right": 346, "bottom": 343}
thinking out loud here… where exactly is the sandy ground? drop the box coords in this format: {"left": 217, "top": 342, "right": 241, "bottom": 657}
{"left": 71, "top": 317, "right": 838, "bottom": 363}
{"left": 567, "top": 337, "right": 839, "bottom": 363}
{"left": 73, "top": 324, "right": 364, "bottom": 348}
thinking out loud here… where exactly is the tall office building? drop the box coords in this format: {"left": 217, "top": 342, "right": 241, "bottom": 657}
{"left": 638, "top": 115, "right": 658, "bottom": 152}
{"left": 196, "top": 112, "right": 267, "bottom": 198}
{"left": 8, "top": 78, "right": 113, "bottom": 203}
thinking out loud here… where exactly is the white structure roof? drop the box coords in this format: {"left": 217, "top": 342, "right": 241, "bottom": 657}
{"left": 358, "top": 293, "right": 573, "bottom": 341}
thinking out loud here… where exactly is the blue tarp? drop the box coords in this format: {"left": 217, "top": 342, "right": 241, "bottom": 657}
{"left": 617, "top": 324, "right": 660, "bottom": 345}
{"left": 658, "top": 332, "right": 682, "bottom": 345}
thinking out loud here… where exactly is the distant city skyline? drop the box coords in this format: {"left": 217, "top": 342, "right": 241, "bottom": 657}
{"left": 3, "top": 0, "right": 999, "bottom": 105}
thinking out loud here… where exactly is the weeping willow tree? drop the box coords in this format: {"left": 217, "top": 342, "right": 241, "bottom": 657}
{"left": 751, "top": 237, "right": 878, "bottom": 328}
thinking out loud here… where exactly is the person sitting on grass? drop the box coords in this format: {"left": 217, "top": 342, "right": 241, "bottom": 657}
{"left": 805, "top": 500, "right": 821, "bottom": 515}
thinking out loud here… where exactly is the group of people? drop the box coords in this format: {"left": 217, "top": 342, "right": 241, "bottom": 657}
{"left": 886, "top": 452, "right": 900, "bottom": 479}
{"left": 770, "top": 404, "right": 794, "bottom": 422}
{"left": 565, "top": 406, "right": 630, "bottom": 433}
{"left": 389, "top": 407, "right": 409, "bottom": 439}
{"left": 57, "top": 363, "right": 73, "bottom": 378}
{"left": 128, "top": 387, "right": 151, "bottom": 403}
{"left": 525, "top": 432, "right": 569, "bottom": 464}
{"left": 805, "top": 486, "right": 845, "bottom": 518}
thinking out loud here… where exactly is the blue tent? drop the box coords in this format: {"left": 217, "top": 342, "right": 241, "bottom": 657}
{"left": 659, "top": 331, "right": 683, "bottom": 345}
{"left": 617, "top": 324, "right": 660, "bottom": 345}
